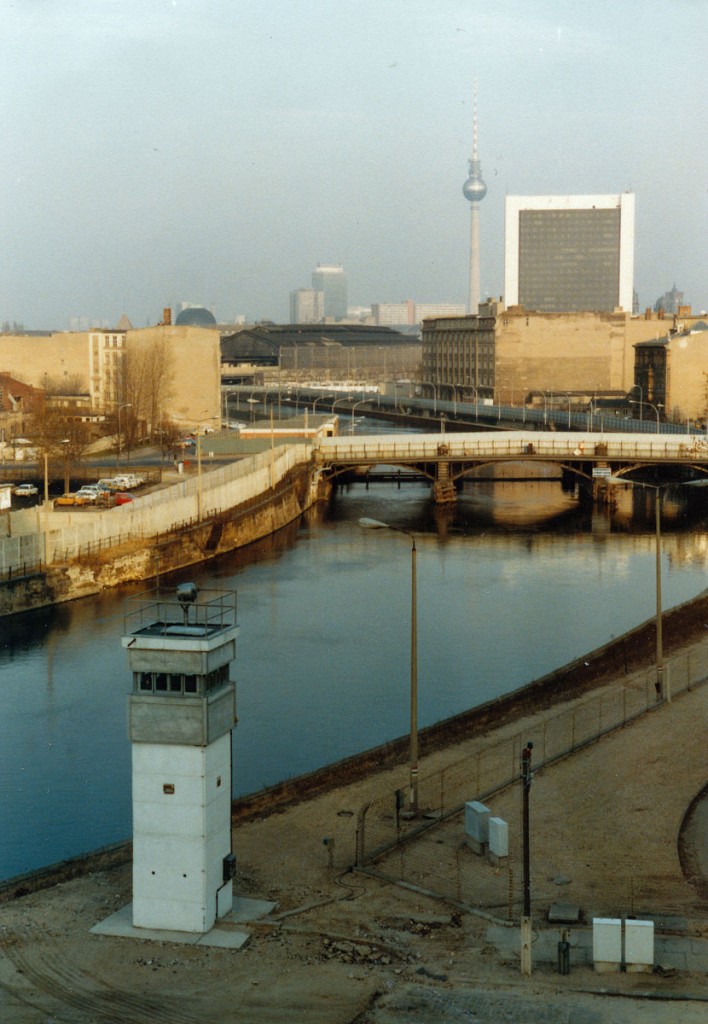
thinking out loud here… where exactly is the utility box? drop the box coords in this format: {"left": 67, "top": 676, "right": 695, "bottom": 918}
{"left": 625, "top": 919, "right": 654, "bottom": 973}
{"left": 487, "top": 817, "right": 509, "bottom": 864}
{"left": 464, "top": 801, "right": 490, "bottom": 854}
{"left": 592, "top": 918, "right": 622, "bottom": 972}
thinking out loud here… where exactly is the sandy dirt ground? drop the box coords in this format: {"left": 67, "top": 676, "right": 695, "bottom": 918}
{"left": 1, "top": 638, "right": 706, "bottom": 1023}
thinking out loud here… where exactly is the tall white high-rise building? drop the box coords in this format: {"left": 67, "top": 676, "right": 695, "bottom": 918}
{"left": 462, "top": 86, "right": 487, "bottom": 315}
{"left": 504, "top": 193, "right": 635, "bottom": 313}
{"left": 312, "top": 264, "right": 348, "bottom": 320}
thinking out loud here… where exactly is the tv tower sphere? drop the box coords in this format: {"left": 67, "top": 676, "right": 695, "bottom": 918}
{"left": 463, "top": 166, "right": 487, "bottom": 203}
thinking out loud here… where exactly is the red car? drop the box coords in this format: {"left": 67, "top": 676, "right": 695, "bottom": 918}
{"left": 114, "top": 492, "right": 134, "bottom": 505}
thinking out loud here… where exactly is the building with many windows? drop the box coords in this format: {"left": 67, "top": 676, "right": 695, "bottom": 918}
{"left": 290, "top": 288, "right": 324, "bottom": 324}
{"left": 421, "top": 302, "right": 705, "bottom": 418}
{"left": 504, "top": 194, "right": 635, "bottom": 313}
{"left": 421, "top": 303, "right": 498, "bottom": 398}
{"left": 372, "top": 301, "right": 466, "bottom": 329}
{"left": 634, "top": 320, "right": 708, "bottom": 427}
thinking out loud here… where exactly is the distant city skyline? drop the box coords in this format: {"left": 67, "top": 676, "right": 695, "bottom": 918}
{"left": 1, "top": 1, "right": 705, "bottom": 330}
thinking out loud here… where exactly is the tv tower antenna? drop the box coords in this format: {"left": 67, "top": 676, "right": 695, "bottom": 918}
{"left": 462, "top": 81, "right": 487, "bottom": 314}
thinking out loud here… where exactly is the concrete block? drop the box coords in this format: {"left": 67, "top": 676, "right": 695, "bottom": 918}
{"left": 592, "top": 917, "right": 621, "bottom": 972}
{"left": 625, "top": 919, "right": 654, "bottom": 972}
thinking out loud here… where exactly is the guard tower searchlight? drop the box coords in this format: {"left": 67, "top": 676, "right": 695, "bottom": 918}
{"left": 121, "top": 584, "right": 239, "bottom": 935}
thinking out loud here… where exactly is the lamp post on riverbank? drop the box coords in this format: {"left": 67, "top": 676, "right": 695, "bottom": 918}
{"left": 117, "top": 404, "right": 132, "bottom": 467}
{"left": 359, "top": 517, "right": 419, "bottom": 816}
{"left": 609, "top": 478, "right": 667, "bottom": 702}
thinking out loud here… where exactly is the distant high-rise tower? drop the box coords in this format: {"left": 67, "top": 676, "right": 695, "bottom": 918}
{"left": 504, "top": 193, "right": 635, "bottom": 313}
{"left": 290, "top": 287, "right": 324, "bottom": 323}
{"left": 462, "top": 85, "right": 487, "bottom": 314}
{"left": 312, "top": 264, "right": 348, "bottom": 320}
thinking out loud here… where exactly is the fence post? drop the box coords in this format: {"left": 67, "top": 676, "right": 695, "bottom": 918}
{"left": 355, "top": 802, "right": 371, "bottom": 867}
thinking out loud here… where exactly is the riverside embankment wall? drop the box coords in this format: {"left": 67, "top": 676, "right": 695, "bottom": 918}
{"left": 0, "top": 444, "right": 318, "bottom": 614}
{"left": 0, "top": 444, "right": 312, "bottom": 571}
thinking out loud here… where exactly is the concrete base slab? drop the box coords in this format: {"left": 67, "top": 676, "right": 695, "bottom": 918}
{"left": 228, "top": 895, "right": 278, "bottom": 923}
{"left": 91, "top": 895, "right": 277, "bottom": 949}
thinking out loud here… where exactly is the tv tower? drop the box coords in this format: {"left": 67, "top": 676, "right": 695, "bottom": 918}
{"left": 462, "top": 84, "right": 487, "bottom": 314}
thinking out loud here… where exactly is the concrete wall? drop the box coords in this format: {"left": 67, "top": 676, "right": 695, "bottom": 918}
{"left": 666, "top": 331, "right": 708, "bottom": 423}
{"left": 0, "top": 443, "right": 312, "bottom": 574}
{"left": 494, "top": 310, "right": 635, "bottom": 398}
{"left": 0, "top": 332, "right": 90, "bottom": 391}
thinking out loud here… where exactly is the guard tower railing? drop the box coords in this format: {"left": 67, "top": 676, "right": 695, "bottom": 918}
{"left": 123, "top": 585, "right": 237, "bottom": 637}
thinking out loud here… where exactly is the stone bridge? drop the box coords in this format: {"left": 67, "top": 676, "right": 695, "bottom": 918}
{"left": 313, "top": 430, "right": 708, "bottom": 504}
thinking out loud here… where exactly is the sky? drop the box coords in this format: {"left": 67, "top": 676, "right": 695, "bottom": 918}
{"left": 1, "top": 0, "right": 706, "bottom": 329}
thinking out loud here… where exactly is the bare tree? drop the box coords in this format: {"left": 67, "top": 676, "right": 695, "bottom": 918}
{"left": 33, "top": 407, "right": 91, "bottom": 495}
{"left": 43, "top": 373, "right": 89, "bottom": 397}
{"left": 118, "top": 334, "right": 175, "bottom": 445}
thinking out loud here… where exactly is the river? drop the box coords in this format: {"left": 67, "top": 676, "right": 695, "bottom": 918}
{"left": 1, "top": 433, "right": 706, "bottom": 881}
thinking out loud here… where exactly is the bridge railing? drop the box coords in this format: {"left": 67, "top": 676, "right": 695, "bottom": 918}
{"left": 314, "top": 433, "right": 708, "bottom": 465}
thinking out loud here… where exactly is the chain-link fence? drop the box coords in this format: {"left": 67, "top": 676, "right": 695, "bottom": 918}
{"left": 354, "top": 639, "right": 707, "bottom": 920}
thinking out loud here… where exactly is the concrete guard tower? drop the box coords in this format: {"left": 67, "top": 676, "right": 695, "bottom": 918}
{"left": 122, "top": 583, "right": 238, "bottom": 934}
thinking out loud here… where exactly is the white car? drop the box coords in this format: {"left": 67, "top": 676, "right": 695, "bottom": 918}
{"left": 75, "top": 486, "right": 101, "bottom": 502}
{"left": 13, "top": 483, "right": 38, "bottom": 497}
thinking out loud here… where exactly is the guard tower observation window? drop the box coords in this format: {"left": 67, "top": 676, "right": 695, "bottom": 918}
{"left": 134, "top": 671, "right": 229, "bottom": 695}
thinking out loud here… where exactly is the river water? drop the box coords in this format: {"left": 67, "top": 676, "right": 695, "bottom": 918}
{"left": 1, "top": 436, "right": 706, "bottom": 881}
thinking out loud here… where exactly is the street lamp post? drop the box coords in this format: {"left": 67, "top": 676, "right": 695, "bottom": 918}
{"left": 646, "top": 402, "right": 662, "bottom": 433}
{"left": 313, "top": 394, "right": 335, "bottom": 413}
{"left": 609, "top": 478, "right": 667, "bottom": 702}
{"left": 350, "top": 399, "right": 369, "bottom": 433}
{"left": 60, "top": 439, "right": 70, "bottom": 495}
{"left": 520, "top": 741, "right": 534, "bottom": 976}
{"left": 117, "top": 403, "right": 132, "bottom": 467}
{"left": 359, "top": 517, "right": 419, "bottom": 815}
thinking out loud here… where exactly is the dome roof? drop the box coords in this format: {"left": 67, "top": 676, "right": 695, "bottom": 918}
{"left": 175, "top": 306, "right": 217, "bottom": 326}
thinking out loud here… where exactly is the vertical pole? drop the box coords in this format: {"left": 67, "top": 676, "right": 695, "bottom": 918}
{"left": 520, "top": 741, "right": 533, "bottom": 976}
{"left": 410, "top": 538, "right": 419, "bottom": 815}
{"left": 196, "top": 428, "right": 203, "bottom": 522}
{"left": 655, "top": 488, "right": 666, "bottom": 700}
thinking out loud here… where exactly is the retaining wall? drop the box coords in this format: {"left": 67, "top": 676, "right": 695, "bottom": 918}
{"left": 1, "top": 444, "right": 313, "bottom": 571}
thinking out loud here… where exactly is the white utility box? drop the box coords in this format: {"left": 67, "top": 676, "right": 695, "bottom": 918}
{"left": 464, "top": 801, "right": 490, "bottom": 854}
{"left": 487, "top": 817, "right": 509, "bottom": 864}
{"left": 625, "top": 919, "right": 654, "bottom": 973}
{"left": 592, "top": 917, "right": 622, "bottom": 972}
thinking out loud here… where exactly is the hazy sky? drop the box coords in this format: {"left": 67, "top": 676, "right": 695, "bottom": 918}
{"left": 2, "top": 0, "right": 706, "bottom": 329}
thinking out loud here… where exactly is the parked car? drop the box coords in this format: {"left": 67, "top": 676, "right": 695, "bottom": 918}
{"left": 96, "top": 478, "right": 120, "bottom": 492}
{"left": 113, "top": 473, "right": 142, "bottom": 489}
{"left": 113, "top": 492, "right": 134, "bottom": 506}
{"left": 75, "top": 486, "right": 101, "bottom": 503}
{"left": 54, "top": 493, "right": 91, "bottom": 507}
{"left": 13, "top": 483, "right": 38, "bottom": 496}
